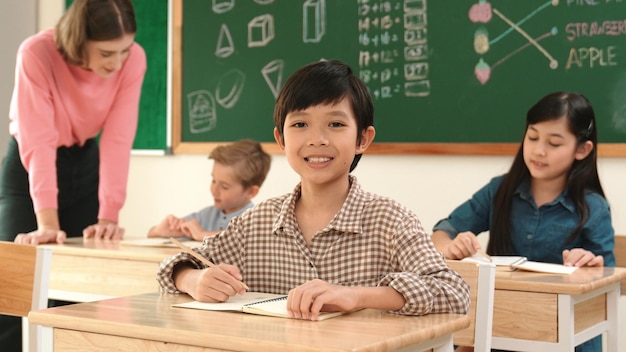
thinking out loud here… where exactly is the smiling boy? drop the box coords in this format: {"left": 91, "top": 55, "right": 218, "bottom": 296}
{"left": 157, "top": 59, "right": 469, "bottom": 320}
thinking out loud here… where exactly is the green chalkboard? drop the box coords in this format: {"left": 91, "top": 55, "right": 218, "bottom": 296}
{"left": 66, "top": 0, "right": 168, "bottom": 152}
{"left": 175, "top": 0, "right": 626, "bottom": 155}
{"left": 131, "top": 0, "right": 168, "bottom": 151}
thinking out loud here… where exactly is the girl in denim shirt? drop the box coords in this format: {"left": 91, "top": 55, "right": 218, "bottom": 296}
{"left": 432, "top": 91, "right": 614, "bottom": 352}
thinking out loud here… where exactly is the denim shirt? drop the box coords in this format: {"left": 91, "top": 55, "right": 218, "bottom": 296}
{"left": 433, "top": 175, "right": 615, "bottom": 352}
{"left": 433, "top": 175, "right": 615, "bottom": 266}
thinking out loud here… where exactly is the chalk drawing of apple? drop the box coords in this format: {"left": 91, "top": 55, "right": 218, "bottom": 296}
{"left": 468, "top": 1, "right": 492, "bottom": 23}
{"left": 474, "top": 58, "right": 491, "bottom": 85}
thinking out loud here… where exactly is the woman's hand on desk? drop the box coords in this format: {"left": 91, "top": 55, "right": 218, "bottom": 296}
{"left": 562, "top": 248, "right": 604, "bottom": 267}
{"left": 83, "top": 220, "right": 125, "bottom": 239}
{"left": 14, "top": 228, "right": 67, "bottom": 245}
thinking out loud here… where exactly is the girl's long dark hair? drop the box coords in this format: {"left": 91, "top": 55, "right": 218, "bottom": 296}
{"left": 487, "top": 92, "right": 605, "bottom": 255}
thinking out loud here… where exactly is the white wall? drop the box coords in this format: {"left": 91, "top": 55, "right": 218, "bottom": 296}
{"left": 0, "top": 1, "right": 37, "bottom": 157}
{"left": 122, "top": 153, "right": 626, "bottom": 239}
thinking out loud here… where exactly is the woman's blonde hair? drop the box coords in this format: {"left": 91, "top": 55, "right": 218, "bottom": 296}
{"left": 55, "top": 0, "right": 137, "bottom": 66}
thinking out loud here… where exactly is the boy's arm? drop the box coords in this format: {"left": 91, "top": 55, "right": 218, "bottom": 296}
{"left": 381, "top": 218, "right": 470, "bottom": 316}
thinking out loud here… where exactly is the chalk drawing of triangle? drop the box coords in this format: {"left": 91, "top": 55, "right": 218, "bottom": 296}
{"left": 261, "top": 60, "right": 284, "bottom": 99}
{"left": 215, "top": 24, "right": 234, "bottom": 58}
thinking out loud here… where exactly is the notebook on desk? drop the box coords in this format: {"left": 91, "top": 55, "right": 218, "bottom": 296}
{"left": 172, "top": 292, "right": 349, "bottom": 321}
{"left": 463, "top": 253, "right": 578, "bottom": 274}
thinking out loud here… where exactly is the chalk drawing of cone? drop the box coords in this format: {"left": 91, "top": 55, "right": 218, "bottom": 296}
{"left": 188, "top": 90, "right": 217, "bottom": 134}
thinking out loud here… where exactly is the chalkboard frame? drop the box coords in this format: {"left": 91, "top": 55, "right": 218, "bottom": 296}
{"left": 170, "top": 0, "right": 626, "bottom": 157}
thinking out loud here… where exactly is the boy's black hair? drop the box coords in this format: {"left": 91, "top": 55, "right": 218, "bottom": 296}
{"left": 273, "top": 59, "right": 374, "bottom": 171}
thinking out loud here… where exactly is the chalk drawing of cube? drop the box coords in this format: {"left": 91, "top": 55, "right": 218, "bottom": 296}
{"left": 248, "top": 14, "right": 274, "bottom": 48}
{"left": 303, "top": 0, "right": 325, "bottom": 43}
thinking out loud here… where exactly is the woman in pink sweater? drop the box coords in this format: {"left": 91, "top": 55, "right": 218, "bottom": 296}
{"left": 0, "top": 0, "right": 145, "bottom": 350}
{"left": 0, "top": 0, "right": 146, "bottom": 246}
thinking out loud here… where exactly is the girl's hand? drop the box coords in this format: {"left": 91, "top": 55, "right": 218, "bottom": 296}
{"left": 83, "top": 220, "right": 125, "bottom": 239}
{"left": 14, "top": 228, "right": 67, "bottom": 245}
{"left": 562, "top": 248, "right": 604, "bottom": 267}
{"left": 443, "top": 231, "right": 481, "bottom": 260}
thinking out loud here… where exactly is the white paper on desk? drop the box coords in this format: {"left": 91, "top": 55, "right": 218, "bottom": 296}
{"left": 120, "top": 238, "right": 203, "bottom": 248}
{"left": 512, "top": 261, "right": 578, "bottom": 275}
{"left": 463, "top": 253, "right": 527, "bottom": 266}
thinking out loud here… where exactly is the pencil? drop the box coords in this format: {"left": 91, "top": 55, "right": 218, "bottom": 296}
{"left": 169, "top": 237, "right": 250, "bottom": 290}
{"left": 477, "top": 248, "right": 492, "bottom": 261}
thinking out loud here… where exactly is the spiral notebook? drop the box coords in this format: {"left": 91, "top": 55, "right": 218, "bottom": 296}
{"left": 172, "top": 292, "right": 347, "bottom": 321}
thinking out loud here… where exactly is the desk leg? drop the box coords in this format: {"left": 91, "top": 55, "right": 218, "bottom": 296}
{"left": 432, "top": 335, "right": 454, "bottom": 352}
{"left": 558, "top": 294, "right": 575, "bottom": 352}
{"left": 605, "top": 286, "right": 620, "bottom": 352}
{"left": 40, "top": 326, "right": 54, "bottom": 352}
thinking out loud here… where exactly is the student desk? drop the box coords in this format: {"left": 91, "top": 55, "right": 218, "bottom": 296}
{"left": 28, "top": 291, "right": 471, "bottom": 352}
{"left": 41, "top": 238, "right": 178, "bottom": 302}
{"left": 491, "top": 266, "right": 626, "bottom": 352}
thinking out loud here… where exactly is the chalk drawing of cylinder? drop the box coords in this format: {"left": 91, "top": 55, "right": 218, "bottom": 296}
{"left": 212, "top": 0, "right": 234, "bottom": 14}
{"left": 188, "top": 90, "right": 217, "bottom": 133}
{"left": 303, "top": 0, "right": 325, "bottom": 43}
{"left": 248, "top": 14, "right": 274, "bottom": 48}
{"left": 216, "top": 69, "right": 245, "bottom": 109}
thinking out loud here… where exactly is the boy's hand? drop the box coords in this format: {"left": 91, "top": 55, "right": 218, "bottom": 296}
{"left": 287, "top": 279, "right": 354, "bottom": 321}
{"left": 562, "top": 248, "right": 604, "bottom": 267}
{"left": 179, "top": 219, "right": 203, "bottom": 240}
{"left": 176, "top": 264, "right": 246, "bottom": 302}
{"left": 443, "top": 231, "right": 481, "bottom": 260}
{"left": 149, "top": 215, "right": 185, "bottom": 238}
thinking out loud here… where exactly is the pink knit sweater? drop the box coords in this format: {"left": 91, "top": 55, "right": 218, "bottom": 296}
{"left": 9, "top": 29, "right": 147, "bottom": 222}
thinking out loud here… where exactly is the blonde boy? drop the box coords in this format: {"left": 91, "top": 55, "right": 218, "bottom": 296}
{"left": 148, "top": 139, "right": 271, "bottom": 240}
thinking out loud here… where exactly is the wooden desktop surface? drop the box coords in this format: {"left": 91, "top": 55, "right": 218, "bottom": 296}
{"left": 41, "top": 237, "right": 179, "bottom": 301}
{"left": 29, "top": 291, "right": 471, "bottom": 352}
{"left": 494, "top": 266, "right": 626, "bottom": 294}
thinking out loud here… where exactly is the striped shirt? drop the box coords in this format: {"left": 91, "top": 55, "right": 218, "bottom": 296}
{"left": 157, "top": 176, "right": 469, "bottom": 315}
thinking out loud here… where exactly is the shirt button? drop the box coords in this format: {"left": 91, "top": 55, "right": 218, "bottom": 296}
{"left": 526, "top": 234, "right": 532, "bottom": 240}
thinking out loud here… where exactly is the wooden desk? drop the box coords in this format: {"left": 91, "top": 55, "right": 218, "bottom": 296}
{"left": 29, "top": 292, "right": 471, "bottom": 352}
{"left": 41, "top": 238, "right": 178, "bottom": 302}
{"left": 491, "top": 266, "right": 626, "bottom": 352}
